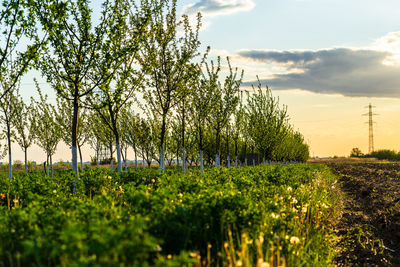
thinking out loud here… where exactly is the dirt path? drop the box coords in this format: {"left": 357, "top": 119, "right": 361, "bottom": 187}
{"left": 327, "top": 162, "right": 400, "bottom": 266}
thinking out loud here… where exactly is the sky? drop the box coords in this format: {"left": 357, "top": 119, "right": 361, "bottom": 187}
{"left": 14, "top": 0, "right": 400, "bottom": 162}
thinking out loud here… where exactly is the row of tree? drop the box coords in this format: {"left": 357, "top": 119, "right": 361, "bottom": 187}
{"left": 0, "top": 0, "right": 309, "bottom": 183}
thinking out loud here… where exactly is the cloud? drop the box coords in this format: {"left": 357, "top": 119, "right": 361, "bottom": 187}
{"left": 183, "top": 0, "right": 255, "bottom": 17}
{"left": 238, "top": 46, "right": 400, "bottom": 98}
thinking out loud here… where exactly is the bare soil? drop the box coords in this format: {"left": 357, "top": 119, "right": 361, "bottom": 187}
{"left": 328, "top": 162, "right": 400, "bottom": 266}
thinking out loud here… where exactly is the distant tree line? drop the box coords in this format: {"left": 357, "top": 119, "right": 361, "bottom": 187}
{"left": 1, "top": 0, "right": 309, "bottom": 183}
{"left": 351, "top": 148, "right": 400, "bottom": 161}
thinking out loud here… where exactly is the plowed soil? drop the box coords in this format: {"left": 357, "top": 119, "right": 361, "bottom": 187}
{"left": 328, "top": 162, "right": 400, "bottom": 266}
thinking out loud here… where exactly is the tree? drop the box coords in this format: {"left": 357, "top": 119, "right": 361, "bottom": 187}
{"left": 0, "top": 85, "right": 19, "bottom": 179}
{"left": 350, "top": 147, "right": 364, "bottom": 157}
{"left": 245, "top": 79, "right": 289, "bottom": 161}
{"left": 120, "top": 107, "right": 140, "bottom": 169}
{"left": 138, "top": 0, "right": 201, "bottom": 171}
{"left": 207, "top": 57, "right": 243, "bottom": 167}
{"left": 89, "top": 0, "right": 148, "bottom": 173}
{"left": 190, "top": 57, "right": 215, "bottom": 173}
{"left": 87, "top": 111, "right": 105, "bottom": 168}
{"left": 31, "top": 85, "right": 62, "bottom": 177}
{"left": 33, "top": 0, "right": 129, "bottom": 180}
{"left": 232, "top": 91, "right": 245, "bottom": 167}
{"left": 56, "top": 96, "right": 89, "bottom": 171}
{"left": 13, "top": 93, "right": 34, "bottom": 174}
{"left": 136, "top": 117, "right": 156, "bottom": 168}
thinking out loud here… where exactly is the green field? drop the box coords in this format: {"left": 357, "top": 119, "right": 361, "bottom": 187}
{"left": 0, "top": 164, "right": 339, "bottom": 266}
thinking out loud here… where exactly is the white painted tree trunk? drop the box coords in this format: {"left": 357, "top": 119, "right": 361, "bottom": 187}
{"left": 160, "top": 143, "right": 165, "bottom": 171}
{"left": 227, "top": 155, "right": 230, "bottom": 168}
{"left": 46, "top": 155, "right": 50, "bottom": 176}
{"left": 200, "top": 150, "right": 204, "bottom": 173}
{"left": 116, "top": 142, "right": 122, "bottom": 173}
{"left": 24, "top": 150, "right": 28, "bottom": 175}
{"left": 51, "top": 155, "right": 53, "bottom": 178}
{"left": 215, "top": 154, "right": 220, "bottom": 168}
{"left": 110, "top": 158, "right": 113, "bottom": 172}
{"left": 72, "top": 145, "right": 78, "bottom": 177}
{"left": 96, "top": 149, "right": 100, "bottom": 168}
{"left": 182, "top": 146, "right": 186, "bottom": 174}
{"left": 253, "top": 159, "right": 255, "bottom": 166}
{"left": 143, "top": 158, "right": 145, "bottom": 169}
{"left": 235, "top": 156, "right": 238, "bottom": 168}
{"left": 263, "top": 157, "right": 265, "bottom": 165}
{"left": 245, "top": 158, "right": 247, "bottom": 166}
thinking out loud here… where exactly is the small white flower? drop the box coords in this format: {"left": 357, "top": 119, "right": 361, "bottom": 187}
{"left": 290, "top": 236, "right": 300, "bottom": 244}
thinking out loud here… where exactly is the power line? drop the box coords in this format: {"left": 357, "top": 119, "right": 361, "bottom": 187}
{"left": 363, "top": 103, "right": 378, "bottom": 154}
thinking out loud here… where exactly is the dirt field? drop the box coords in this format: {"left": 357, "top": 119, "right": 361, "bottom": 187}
{"left": 328, "top": 162, "right": 400, "bottom": 266}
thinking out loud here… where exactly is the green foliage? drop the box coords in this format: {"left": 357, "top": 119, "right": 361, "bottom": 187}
{"left": 0, "top": 164, "right": 339, "bottom": 266}
{"left": 350, "top": 147, "right": 364, "bottom": 157}
{"left": 245, "top": 79, "right": 309, "bottom": 162}
{"left": 370, "top": 149, "right": 400, "bottom": 161}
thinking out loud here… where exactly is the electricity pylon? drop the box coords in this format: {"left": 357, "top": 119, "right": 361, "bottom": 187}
{"left": 363, "top": 104, "right": 378, "bottom": 154}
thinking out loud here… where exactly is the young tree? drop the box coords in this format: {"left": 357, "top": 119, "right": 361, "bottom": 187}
{"left": 232, "top": 91, "right": 245, "bottom": 167}
{"left": 56, "top": 96, "right": 89, "bottom": 171}
{"left": 190, "top": 58, "right": 215, "bottom": 173}
{"left": 245, "top": 79, "right": 289, "bottom": 162}
{"left": 0, "top": 86, "right": 19, "bottom": 180}
{"left": 33, "top": 0, "right": 130, "bottom": 179}
{"left": 138, "top": 0, "right": 201, "bottom": 171}
{"left": 89, "top": 0, "right": 148, "bottom": 173}
{"left": 13, "top": 94, "right": 34, "bottom": 174}
{"left": 120, "top": 107, "right": 140, "bottom": 169}
{"left": 207, "top": 57, "right": 243, "bottom": 167}
{"left": 87, "top": 111, "right": 104, "bottom": 168}
{"left": 31, "top": 85, "right": 62, "bottom": 177}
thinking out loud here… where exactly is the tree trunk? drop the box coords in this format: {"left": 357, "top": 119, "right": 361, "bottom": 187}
{"left": 115, "top": 133, "right": 122, "bottom": 173}
{"left": 24, "top": 149, "right": 28, "bottom": 175}
{"left": 78, "top": 143, "right": 83, "bottom": 170}
{"left": 46, "top": 154, "right": 50, "bottom": 176}
{"left": 50, "top": 154, "right": 53, "bottom": 178}
{"left": 134, "top": 146, "right": 137, "bottom": 169}
{"left": 7, "top": 123, "right": 12, "bottom": 180}
{"left": 181, "top": 102, "right": 186, "bottom": 174}
{"left": 176, "top": 150, "right": 179, "bottom": 169}
{"left": 244, "top": 140, "right": 247, "bottom": 166}
{"left": 96, "top": 146, "right": 100, "bottom": 168}
{"left": 159, "top": 114, "right": 167, "bottom": 171}
{"left": 72, "top": 94, "right": 79, "bottom": 177}
{"left": 160, "top": 143, "right": 165, "bottom": 171}
{"left": 200, "top": 150, "right": 204, "bottom": 174}
{"left": 109, "top": 140, "right": 113, "bottom": 172}
{"left": 226, "top": 126, "right": 230, "bottom": 168}
{"left": 215, "top": 125, "right": 221, "bottom": 167}
{"left": 235, "top": 156, "right": 238, "bottom": 167}
{"left": 124, "top": 146, "right": 128, "bottom": 171}
{"left": 182, "top": 146, "right": 186, "bottom": 174}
